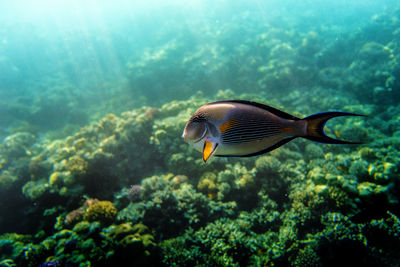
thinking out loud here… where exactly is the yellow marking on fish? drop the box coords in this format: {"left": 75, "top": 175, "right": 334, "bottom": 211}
{"left": 218, "top": 119, "right": 237, "bottom": 133}
{"left": 203, "top": 141, "right": 215, "bottom": 163}
{"left": 335, "top": 130, "right": 341, "bottom": 138}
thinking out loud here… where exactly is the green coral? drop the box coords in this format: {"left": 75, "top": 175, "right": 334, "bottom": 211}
{"left": 90, "top": 222, "right": 160, "bottom": 266}
{"left": 0, "top": 233, "right": 32, "bottom": 265}
{"left": 197, "top": 172, "right": 218, "bottom": 196}
{"left": 0, "top": 171, "right": 17, "bottom": 191}
{"left": 0, "top": 219, "right": 160, "bottom": 266}
{"left": 21, "top": 179, "right": 50, "bottom": 200}
{"left": 0, "top": 259, "right": 17, "bottom": 267}
{"left": 84, "top": 201, "right": 117, "bottom": 224}
{"left": 161, "top": 218, "right": 258, "bottom": 266}
{"left": 160, "top": 202, "right": 281, "bottom": 266}
{"left": 126, "top": 175, "right": 237, "bottom": 238}
{"left": 72, "top": 221, "right": 91, "bottom": 234}
{"left": 105, "top": 222, "right": 156, "bottom": 250}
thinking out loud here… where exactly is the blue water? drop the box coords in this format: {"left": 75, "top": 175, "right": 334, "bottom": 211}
{"left": 0, "top": 0, "right": 396, "bottom": 137}
{"left": 0, "top": 0, "right": 399, "bottom": 266}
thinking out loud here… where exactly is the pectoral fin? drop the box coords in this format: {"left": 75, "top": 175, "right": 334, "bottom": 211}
{"left": 203, "top": 141, "right": 219, "bottom": 163}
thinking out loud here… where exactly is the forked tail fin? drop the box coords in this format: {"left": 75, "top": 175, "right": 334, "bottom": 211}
{"left": 303, "top": 112, "right": 365, "bottom": 144}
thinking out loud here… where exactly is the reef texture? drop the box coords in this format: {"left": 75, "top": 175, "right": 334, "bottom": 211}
{"left": 1, "top": 5, "right": 400, "bottom": 267}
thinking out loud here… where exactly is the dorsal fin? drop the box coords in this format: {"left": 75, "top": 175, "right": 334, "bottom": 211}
{"left": 211, "top": 100, "right": 300, "bottom": 121}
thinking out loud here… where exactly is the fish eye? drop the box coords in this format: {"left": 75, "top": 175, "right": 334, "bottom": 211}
{"left": 184, "top": 121, "right": 207, "bottom": 142}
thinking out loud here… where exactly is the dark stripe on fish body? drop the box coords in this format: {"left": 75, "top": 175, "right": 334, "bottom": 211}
{"left": 225, "top": 120, "right": 279, "bottom": 128}
{"left": 222, "top": 130, "right": 281, "bottom": 140}
{"left": 229, "top": 124, "right": 281, "bottom": 130}
{"left": 222, "top": 127, "right": 281, "bottom": 134}
{"left": 222, "top": 130, "right": 282, "bottom": 143}
{"left": 222, "top": 129, "right": 281, "bottom": 138}
{"left": 230, "top": 120, "right": 278, "bottom": 126}
{"left": 231, "top": 119, "right": 278, "bottom": 124}
{"left": 230, "top": 124, "right": 279, "bottom": 130}
{"left": 230, "top": 116, "right": 279, "bottom": 123}
{"left": 222, "top": 138, "right": 272, "bottom": 144}
{"left": 222, "top": 126, "right": 281, "bottom": 135}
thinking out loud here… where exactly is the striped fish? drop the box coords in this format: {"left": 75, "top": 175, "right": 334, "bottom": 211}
{"left": 182, "top": 100, "right": 364, "bottom": 163}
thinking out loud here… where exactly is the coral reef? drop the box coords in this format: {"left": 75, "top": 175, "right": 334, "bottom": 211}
{"left": 1, "top": 84, "right": 399, "bottom": 264}
{"left": 1, "top": 3, "right": 400, "bottom": 266}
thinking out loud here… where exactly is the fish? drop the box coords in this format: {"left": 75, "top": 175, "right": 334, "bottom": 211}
{"left": 182, "top": 100, "right": 365, "bottom": 163}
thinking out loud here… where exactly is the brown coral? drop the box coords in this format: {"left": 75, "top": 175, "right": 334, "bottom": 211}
{"left": 144, "top": 108, "right": 160, "bottom": 120}
{"left": 64, "top": 208, "right": 85, "bottom": 226}
{"left": 83, "top": 198, "right": 100, "bottom": 209}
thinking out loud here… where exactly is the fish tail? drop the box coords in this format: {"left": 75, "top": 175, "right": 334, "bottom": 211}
{"left": 303, "top": 112, "right": 365, "bottom": 144}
